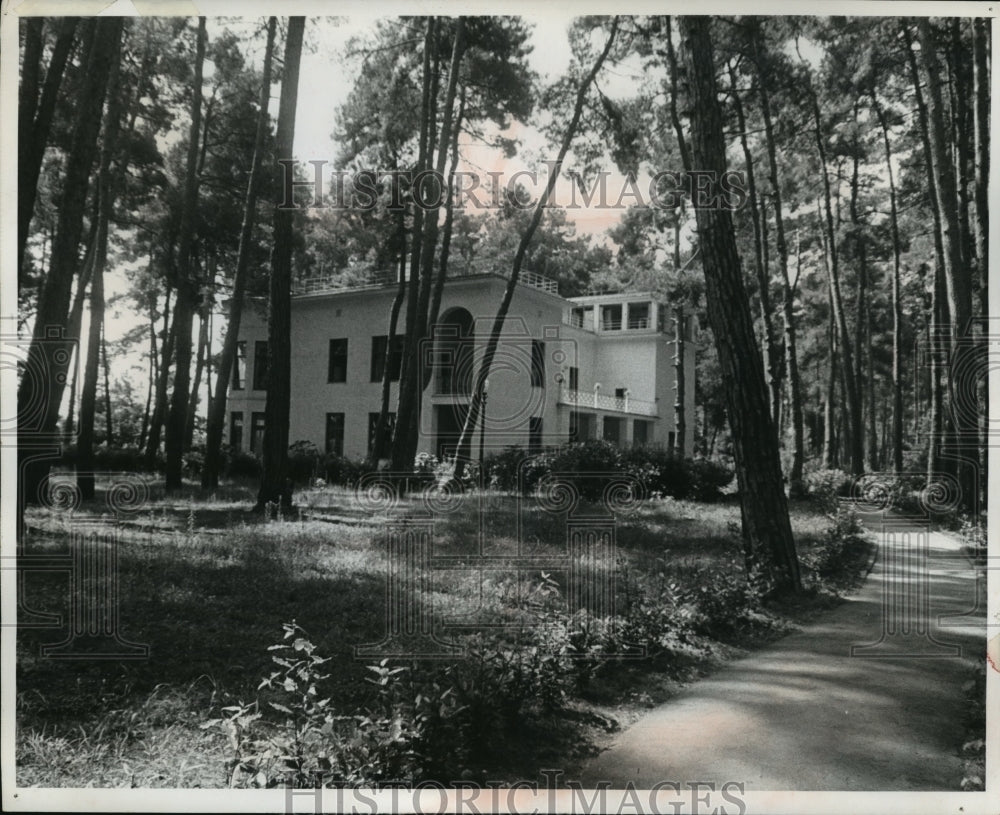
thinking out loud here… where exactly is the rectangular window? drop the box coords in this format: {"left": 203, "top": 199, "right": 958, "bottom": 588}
{"left": 370, "top": 335, "right": 404, "bottom": 383}
{"left": 230, "top": 411, "right": 244, "bottom": 450}
{"left": 252, "top": 341, "right": 268, "bottom": 390}
{"left": 633, "top": 419, "right": 649, "bottom": 446}
{"left": 530, "top": 340, "right": 545, "bottom": 387}
{"left": 668, "top": 430, "right": 677, "bottom": 454}
{"left": 529, "top": 416, "right": 543, "bottom": 453}
{"left": 232, "top": 341, "right": 246, "bottom": 390}
{"left": 250, "top": 411, "right": 266, "bottom": 454}
{"left": 328, "top": 338, "right": 348, "bottom": 383}
{"left": 615, "top": 387, "right": 627, "bottom": 400}
{"left": 325, "top": 412, "right": 345, "bottom": 456}
{"left": 568, "top": 366, "right": 579, "bottom": 391}
{"left": 628, "top": 301, "right": 650, "bottom": 329}
{"left": 601, "top": 304, "right": 622, "bottom": 331}
{"left": 603, "top": 416, "right": 621, "bottom": 444}
{"left": 368, "top": 412, "right": 396, "bottom": 456}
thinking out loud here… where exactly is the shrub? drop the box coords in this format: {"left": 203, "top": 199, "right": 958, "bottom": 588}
{"left": 545, "top": 440, "right": 623, "bottom": 501}
{"left": 483, "top": 446, "right": 530, "bottom": 491}
{"left": 320, "top": 453, "right": 367, "bottom": 487}
{"left": 227, "top": 448, "right": 262, "bottom": 480}
{"left": 803, "top": 468, "right": 852, "bottom": 501}
{"left": 620, "top": 448, "right": 732, "bottom": 502}
{"left": 287, "top": 440, "right": 321, "bottom": 486}
{"left": 93, "top": 445, "right": 149, "bottom": 473}
{"left": 684, "top": 458, "right": 733, "bottom": 502}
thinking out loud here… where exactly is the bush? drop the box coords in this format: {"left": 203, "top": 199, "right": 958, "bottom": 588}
{"left": 482, "top": 446, "right": 531, "bottom": 492}
{"left": 287, "top": 440, "right": 321, "bottom": 486}
{"left": 545, "top": 440, "right": 624, "bottom": 501}
{"left": 227, "top": 448, "right": 262, "bottom": 480}
{"left": 803, "top": 468, "right": 852, "bottom": 502}
{"left": 321, "top": 453, "right": 367, "bottom": 487}
{"left": 621, "top": 447, "right": 732, "bottom": 502}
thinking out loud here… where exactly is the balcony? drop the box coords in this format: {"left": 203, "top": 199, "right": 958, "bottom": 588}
{"left": 557, "top": 387, "right": 657, "bottom": 417}
{"left": 292, "top": 262, "right": 558, "bottom": 297}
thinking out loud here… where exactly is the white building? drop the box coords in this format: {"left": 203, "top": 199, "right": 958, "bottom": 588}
{"left": 226, "top": 267, "right": 697, "bottom": 461}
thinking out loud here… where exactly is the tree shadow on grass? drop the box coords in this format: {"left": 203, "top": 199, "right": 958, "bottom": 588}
{"left": 16, "top": 527, "right": 398, "bottom": 730}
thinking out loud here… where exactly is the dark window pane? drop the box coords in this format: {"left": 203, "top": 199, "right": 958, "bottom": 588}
{"left": 328, "top": 338, "right": 348, "bottom": 383}
{"left": 253, "top": 341, "right": 268, "bottom": 390}
{"left": 326, "top": 412, "right": 345, "bottom": 456}
{"left": 250, "top": 411, "right": 266, "bottom": 454}
{"left": 568, "top": 366, "right": 579, "bottom": 391}
{"left": 230, "top": 411, "right": 244, "bottom": 450}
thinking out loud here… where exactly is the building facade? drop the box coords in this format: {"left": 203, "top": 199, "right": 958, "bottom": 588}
{"left": 226, "top": 269, "right": 697, "bottom": 461}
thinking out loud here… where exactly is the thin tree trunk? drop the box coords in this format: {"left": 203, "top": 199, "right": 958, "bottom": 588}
{"left": 145, "top": 285, "right": 174, "bottom": 468}
{"left": 394, "top": 18, "right": 465, "bottom": 471}
{"left": 451, "top": 18, "right": 621, "bottom": 482}
{"left": 138, "top": 297, "right": 158, "bottom": 453}
{"left": 19, "top": 17, "right": 80, "bottom": 278}
{"left": 866, "top": 289, "right": 879, "bottom": 472}
{"left": 918, "top": 18, "right": 978, "bottom": 510}
{"left": 808, "top": 82, "right": 863, "bottom": 475}
{"left": 165, "top": 18, "right": 207, "bottom": 491}
{"left": 871, "top": 93, "right": 904, "bottom": 472}
{"left": 674, "top": 302, "right": 686, "bottom": 458}
{"left": 753, "top": 24, "right": 804, "bottom": 490}
{"left": 256, "top": 16, "right": 306, "bottom": 511}
{"left": 102, "top": 321, "right": 113, "bottom": 446}
{"left": 18, "top": 18, "right": 122, "bottom": 511}
{"left": 392, "top": 18, "right": 436, "bottom": 472}
{"left": 202, "top": 17, "right": 276, "bottom": 489}
{"left": 729, "top": 64, "right": 782, "bottom": 426}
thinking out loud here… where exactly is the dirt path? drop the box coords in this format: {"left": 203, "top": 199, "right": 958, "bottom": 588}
{"left": 577, "top": 515, "right": 986, "bottom": 790}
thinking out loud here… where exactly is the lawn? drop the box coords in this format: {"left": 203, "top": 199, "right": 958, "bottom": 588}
{"left": 15, "top": 476, "right": 869, "bottom": 787}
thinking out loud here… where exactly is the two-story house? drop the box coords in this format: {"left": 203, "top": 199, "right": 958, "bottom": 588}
{"left": 226, "top": 267, "right": 697, "bottom": 461}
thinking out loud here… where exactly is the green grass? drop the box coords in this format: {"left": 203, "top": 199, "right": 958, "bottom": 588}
{"left": 16, "top": 479, "right": 866, "bottom": 787}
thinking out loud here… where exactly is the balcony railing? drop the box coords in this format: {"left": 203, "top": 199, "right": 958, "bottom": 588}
{"left": 558, "top": 387, "right": 657, "bottom": 416}
{"left": 292, "top": 263, "right": 558, "bottom": 297}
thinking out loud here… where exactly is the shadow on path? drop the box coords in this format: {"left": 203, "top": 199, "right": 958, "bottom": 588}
{"left": 576, "top": 514, "right": 986, "bottom": 791}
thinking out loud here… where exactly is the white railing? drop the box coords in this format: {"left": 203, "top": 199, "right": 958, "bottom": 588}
{"left": 293, "top": 265, "right": 559, "bottom": 297}
{"left": 558, "top": 387, "right": 657, "bottom": 416}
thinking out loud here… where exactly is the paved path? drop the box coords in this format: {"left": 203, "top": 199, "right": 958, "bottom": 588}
{"left": 578, "top": 516, "right": 986, "bottom": 790}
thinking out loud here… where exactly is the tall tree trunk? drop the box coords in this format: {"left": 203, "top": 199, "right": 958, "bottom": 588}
{"left": 145, "top": 285, "right": 175, "bottom": 468}
{"left": 678, "top": 17, "right": 800, "bottom": 594}
{"left": 949, "top": 20, "right": 976, "bottom": 277}
{"left": 753, "top": 23, "right": 804, "bottom": 490}
{"left": 19, "top": 17, "right": 80, "bottom": 278}
{"left": 918, "top": 19, "right": 978, "bottom": 510}
{"left": 102, "top": 321, "right": 113, "bottom": 446}
{"left": 808, "top": 84, "right": 863, "bottom": 476}
{"left": 77, "top": 36, "right": 124, "bottom": 497}
{"left": 871, "top": 93, "right": 904, "bottom": 472}
{"left": 138, "top": 297, "right": 158, "bottom": 453}
{"left": 394, "top": 18, "right": 465, "bottom": 471}
{"left": 202, "top": 17, "right": 277, "bottom": 489}
{"left": 391, "top": 17, "right": 436, "bottom": 472}
{"left": 729, "top": 64, "right": 782, "bottom": 426}
{"left": 451, "top": 18, "right": 621, "bottom": 482}
{"left": 187, "top": 287, "right": 210, "bottom": 447}
{"left": 866, "top": 290, "right": 879, "bottom": 472}
{"left": 18, "top": 18, "right": 122, "bottom": 511}
{"left": 256, "top": 16, "right": 306, "bottom": 511}
{"left": 823, "top": 310, "right": 838, "bottom": 470}
{"left": 665, "top": 18, "right": 691, "bottom": 459}
{"left": 674, "top": 301, "right": 686, "bottom": 457}
{"left": 371, "top": 175, "right": 409, "bottom": 464}
{"left": 902, "top": 21, "right": 951, "bottom": 485}
{"left": 165, "top": 18, "right": 207, "bottom": 492}
{"left": 972, "top": 16, "right": 989, "bottom": 503}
